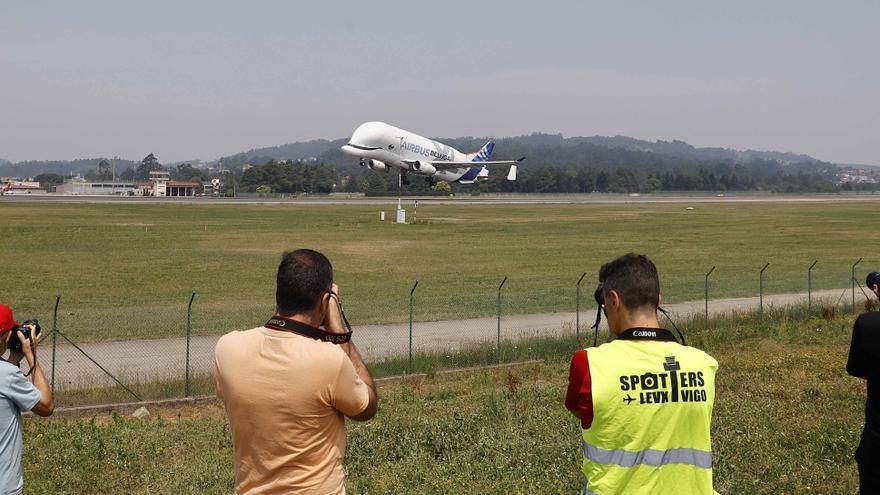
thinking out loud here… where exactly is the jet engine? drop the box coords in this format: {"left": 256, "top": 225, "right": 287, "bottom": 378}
{"left": 412, "top": 161, "right": 437, "bottom": 175}
{"left": 361, "top": 159, "right": 387, "bottom": 171}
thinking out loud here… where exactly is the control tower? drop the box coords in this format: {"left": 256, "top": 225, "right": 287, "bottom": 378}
{"left": 149, "top": 170, "right": 170, "bottom": 197}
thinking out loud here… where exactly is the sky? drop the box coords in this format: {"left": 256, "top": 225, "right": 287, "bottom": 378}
{"left": 1, "top": 1, "right": 877, "bottom": 164}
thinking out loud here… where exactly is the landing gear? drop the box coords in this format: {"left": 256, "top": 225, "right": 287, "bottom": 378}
{"left": 400, "top": 171, "right": 410, "bottom": 186}
{"left": 425, "top": 177, "right": 437, "bottom": 187}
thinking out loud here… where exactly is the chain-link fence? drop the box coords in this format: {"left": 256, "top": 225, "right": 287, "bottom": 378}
{"left": 19, "top": 257, "right": 879, "bottom": 408}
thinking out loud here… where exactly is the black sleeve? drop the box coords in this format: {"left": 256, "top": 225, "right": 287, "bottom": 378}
{"left": 848, "top": 314, "right": 870, "bottom": 377}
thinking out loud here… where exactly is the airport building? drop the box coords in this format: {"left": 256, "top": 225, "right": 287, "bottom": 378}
{"left": 55, "top": 171, "right": 198, "bottom": 197}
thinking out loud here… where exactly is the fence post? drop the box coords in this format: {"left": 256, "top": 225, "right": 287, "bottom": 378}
{"left": 496, "top": 276, "right": 508, "bottom": 362}
{"left": 51, "top": 295, "right": 60, "bottom": 397}
{"left": 704, "top": 266, "right": 716, "bottom": 329}
{"left": 576, "top": 272, "right": 586, "bottom": 342}
{"left": 184, "top": 292, "right": 196, "bottom": 397}
{"left": 808, "top": 260, "right": 818, "bottom": 314}
{"left": 759, "top": 263, "right": 770, "bottom": 320}
{"left": 408, "top": 281, "right": 418, "bottom": 374}
{"left": 853, "top": 258, "right": 863, "bottom": 312}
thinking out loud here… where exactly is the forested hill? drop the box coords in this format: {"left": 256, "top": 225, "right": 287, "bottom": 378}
{"left": 216, "top": 133, "right": 819, "bottom": 169}
{"left": 0, "top": 158, "right": 138, "bottom": 178}
{"left": 0, "top": 134, "right": 826, "bottom": 178}
{"left": 0, "top": 134, "right": 855, "bottom": 191}
{"left": 220, "top": 138, "right": 348, "bottom": 166}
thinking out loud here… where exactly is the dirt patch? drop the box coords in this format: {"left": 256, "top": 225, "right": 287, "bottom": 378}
{"left": 422, "top": 217, "right": 467, "bottom": 224}
{"left": 335, "top": 240, "right": 415, "bottom": 259}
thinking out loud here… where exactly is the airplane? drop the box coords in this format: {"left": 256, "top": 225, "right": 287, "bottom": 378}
{"left": 341, "top": 121, "right": 524, "bottom": 185}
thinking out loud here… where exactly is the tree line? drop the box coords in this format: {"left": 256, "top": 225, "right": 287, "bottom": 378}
{"left": 227, "top": 157, "right": 856, "bottom": 195}
{"left": 27, "top": 149, "right": 878, "bottom": 195}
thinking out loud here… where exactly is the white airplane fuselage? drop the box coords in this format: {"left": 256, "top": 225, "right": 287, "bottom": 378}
{"left": 341, "top": 121, "right": 515, "bottom": 184}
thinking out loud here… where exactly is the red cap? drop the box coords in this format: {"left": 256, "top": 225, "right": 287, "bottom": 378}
{"left": 0, "top": 305, "right": 18, "bottom": 333}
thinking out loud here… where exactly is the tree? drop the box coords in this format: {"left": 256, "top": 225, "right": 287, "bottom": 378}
{"left": 119, "top": 167, "right": 136, "bottom": 181}
{"left": 432, "top": 181, "right": 452, "bottom": 195}
{"left": 97, "top": 159, "right": 112, "bottom": 181}
{"left": 136, "top": 153, "right": 162, "bottom": 179}
{"left": 172, "top": 163, "right": 210, "bottom": 183}
{"left": 190, "top": 175, "right": 204, "bottom": 194}
{"left": 343, "top": 174, "right": 364, "bottom": 193}
{"left": 595, "top": 171, "right": 610, "bottom": 192}
{"left": 34, "top": 173, "right": 64, "bottom": 190}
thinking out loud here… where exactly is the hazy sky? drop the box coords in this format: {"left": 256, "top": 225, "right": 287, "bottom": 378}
{"left": 1, "top": 1, "right": 877, "bottom": 164}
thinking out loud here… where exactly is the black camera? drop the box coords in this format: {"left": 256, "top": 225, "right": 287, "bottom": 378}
{"left": 9, "top": 319, "right": 40, "bottom": 351}
{"left": 868, "top": 272, "right": 880, "bottom": 292}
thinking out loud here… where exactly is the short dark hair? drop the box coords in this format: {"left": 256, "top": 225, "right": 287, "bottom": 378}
{"left": 276, "top": 249, "right": 333, "bottom": 315}
{"left": 599, "top": 253, "right": 660, "bottom": 311}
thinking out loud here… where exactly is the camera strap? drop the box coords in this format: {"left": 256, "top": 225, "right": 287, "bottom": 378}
{"left": 265, "top": 316, "right": 352, "bottom": 344}
{"left": 617, "top": 328, "right": 677, "bottom": 342}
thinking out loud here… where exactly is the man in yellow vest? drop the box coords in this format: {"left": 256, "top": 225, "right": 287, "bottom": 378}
{"left": 565, "top": 253, "right": 719, "bottom": 494}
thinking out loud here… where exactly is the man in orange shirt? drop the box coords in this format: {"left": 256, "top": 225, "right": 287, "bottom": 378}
{"left": 214, "top": 249, "right": 378, "bottom": 495}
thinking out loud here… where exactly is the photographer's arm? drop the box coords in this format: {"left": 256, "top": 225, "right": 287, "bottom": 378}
{"left": 339, "top": 342, "right": 377, "bottom": 421}
{"left": 11, "top": 329, "right": 54, "bottom": 416}
{"left": 326, "top": 288, "right": 378, "bottom": 422}
{"left": 848, "top": 316, "right": 869, "bottom": 380}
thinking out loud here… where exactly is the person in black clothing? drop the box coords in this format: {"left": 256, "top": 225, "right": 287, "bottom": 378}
{"left": 848, "top": 273, "right": 880, "bottom": 494}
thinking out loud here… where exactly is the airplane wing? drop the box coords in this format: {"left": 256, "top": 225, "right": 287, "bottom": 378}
{"left": 403, "top": 157, "right": 525, "bottom": 170}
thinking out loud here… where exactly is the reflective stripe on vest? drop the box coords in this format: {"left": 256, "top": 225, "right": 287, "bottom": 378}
{"left": 583, "top": 441, "right": 712, "bottom": 469}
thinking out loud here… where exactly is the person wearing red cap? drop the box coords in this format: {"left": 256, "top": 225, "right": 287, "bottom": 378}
{"left": 0, "top": 304, "right": 53, "bottom": 495}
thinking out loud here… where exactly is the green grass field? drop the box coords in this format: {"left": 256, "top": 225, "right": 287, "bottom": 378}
{"left": 1, "top": 200, "right": 877, "bottom": 341}
{"left": 22, "top": 309, "right": 864, "bottom": 494}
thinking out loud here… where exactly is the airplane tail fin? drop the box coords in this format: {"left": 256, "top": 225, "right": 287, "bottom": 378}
{"left": 467, "top": 141, "right": 495, "bottom": 162}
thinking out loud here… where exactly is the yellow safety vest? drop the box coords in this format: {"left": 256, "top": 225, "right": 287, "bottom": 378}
{"left": 581, "top": 328, "right": 718, "bottom": 495}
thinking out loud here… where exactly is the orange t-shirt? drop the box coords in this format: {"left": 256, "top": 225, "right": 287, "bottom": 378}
{"left": 214, "top": 326, "right": 370, "bottom": 495}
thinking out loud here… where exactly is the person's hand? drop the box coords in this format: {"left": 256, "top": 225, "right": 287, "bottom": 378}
{"left": 325, "top": 284, "right": 346, "bottom": 335}
{"left": 16, "top": 325, "right": 39, "bottom": 368}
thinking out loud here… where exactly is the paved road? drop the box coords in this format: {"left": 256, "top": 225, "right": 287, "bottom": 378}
{"left": 39, "top": 288, "right": 854, "bottom": 391}
{"left": 4, "top": 193, "right": 880, "bottom": 206}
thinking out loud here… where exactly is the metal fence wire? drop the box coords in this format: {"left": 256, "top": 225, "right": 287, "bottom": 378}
{"left": 18, "top": 257, "right": 878, "bottom": 408}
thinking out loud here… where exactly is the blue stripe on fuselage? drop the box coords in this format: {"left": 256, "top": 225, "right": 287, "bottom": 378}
{"left": 457, "top": 167, "right": 481, "bottom": 182}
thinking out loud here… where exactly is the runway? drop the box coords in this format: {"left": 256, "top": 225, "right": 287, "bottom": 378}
{"left": 3, "top": 192, "right": 880, "bottom": 206}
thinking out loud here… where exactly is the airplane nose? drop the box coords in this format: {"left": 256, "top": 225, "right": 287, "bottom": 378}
{"left": 342, "top": 143, "right": 381, "bottom": 154}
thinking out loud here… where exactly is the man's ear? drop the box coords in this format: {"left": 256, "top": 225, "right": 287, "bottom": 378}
{"left": 608, "top": 290, "right": 622, "bottom": 310}
{"left": 318, "top": 292, "right": 332, "bottom": 322}
{"left": 658, "top": 293, "right": 663, "bottom": 306}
